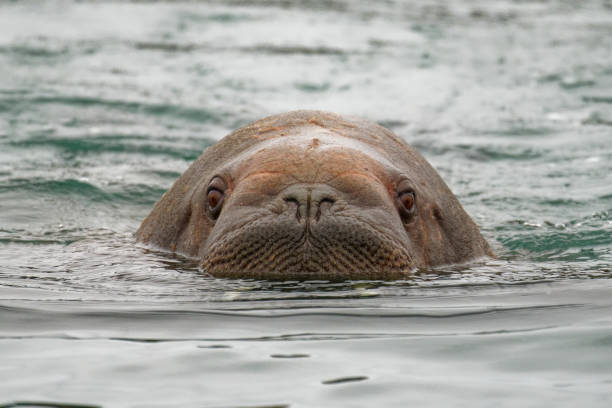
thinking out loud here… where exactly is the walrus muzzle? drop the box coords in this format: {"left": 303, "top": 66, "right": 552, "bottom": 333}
{"left": 202, "top": 185, "right": 414, "bottom": 280}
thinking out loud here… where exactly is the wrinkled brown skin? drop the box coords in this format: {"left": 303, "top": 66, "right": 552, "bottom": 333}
{"left": 137, "top": 111, "right": 493, "bottom": 280}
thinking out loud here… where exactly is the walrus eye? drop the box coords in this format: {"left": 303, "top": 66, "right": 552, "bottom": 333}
{"left": 396, "top": 188, "right": 416, "bottom": 221}
{"left": 206, "top": 177, "right": 226, "bottom": 219}
{"left": 208, "top": 189, "right": 223, "bottom": 209}
{"left": 399, "top": 191, "right": 415, "bottom": 210}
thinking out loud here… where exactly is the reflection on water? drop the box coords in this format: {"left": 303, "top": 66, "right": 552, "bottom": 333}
{"left": 0, "top": 0, "right": 611, "bottom": 407}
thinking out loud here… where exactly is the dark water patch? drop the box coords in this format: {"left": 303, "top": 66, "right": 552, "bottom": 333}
{"left": 499, "top": 228, "right": 612, "bottom": 258}
{"left": 244, "top": 45, "right": 346, "bottom": 56}
{"left": 133, "top": 247, "right": 202, "bottom": 272}
{"left": 583, "top": 95, "right": 612, "bottom": 104}
{"left": 599, "top": 194, "right": 612, "bottom": 202}
{"left": 0, "top": 44, "right": 70, "bottom": 59}
{"left": 219, "top": 405, "right": 288, "bottom": 408}
{"left": 178, "top": 9, "right": 257, "bottom": 24}
{"left": 207, "top": 282, "right": 383, "bottom": 302}
{"left": 549, "top": 247, "right": 609, "bottom": 263}
{"left": 539, "top": 72, "right": 564, "bottom": 83}
{"left": 108, "top": 337, "right": 176, "bottom": 344}
{"left": 0, "top": 236, "right": 75, "bottom": 246}
{"left": 206, "top": 12, "right": 257, "bottom": 23}
{"left": 0, "top": 37, "right": 101, "bottom": 61}
{"left": 0, "top": 89, "right": 30, "bottom": 97}
{"left": 294, "top": 81, "right": 331, "bottom": 92}
{"left": 322, "top": 376, "right": 368, "bottom": 385}
{"left": 590, "top": 335, "right": 612, "bottom": 347}
{"left": 0, "top": 332, "right": 409, "bottom": 343}
{"left": 560, "top": 77, "right": 596, "bottom": 89}
{"left": 270, "top": 353, "right": 309, "bottom": 358}
{"left": 458, "top": 144, "right": 546, "bottom": 161}
{"left": 495, "top": 219, "right": 567, "bottom": 233}
{"left": 539, "top": 72, "right": 598, "bottom": 89}
{"left": 212, "top": 0, "right": 348, "bottom": 12}
{"left": 411, "top": 22, "right": 444, "bottom": 40}
{"left": 467, "top": 8, "right": 517, "bottom": 23}
{"left": 477, "top": 126, "right": 555, "bottom": 138}
{"left": 233, "top": 279, "right": 383, "bottom": 294}
{"left": 0, "top": 227, "right": 115, "bottom": 246}
{"left": 212, "top": 292, "right": 381, "bottom": 302}
{"left": 133, "top": 41, "right": 198, "bottom": 52}
{"left": 128, "top": 41, "right": 350, "bottom": 56}
{"left": 0, "top": 402, "right": 101, "bottom": 408}
{"left": 0, "top": 178, "right": 167, "bottom": 207}
{"left": 539, "top": 198, "right": 585, "bottom": 207}
{"left": 198, "top": 344, "right": 232, "bottom": 349}
{"left": 2, "top": 96, "right": 221, "bottom": 124}
{"left": 582, "top": 111, "right": 612, "bottom": 126}
{"left": 107, "top": 183, "right": 169, "bottom": 206}
{"left": 0, "top": 178, "right": 110, "bottom": 201}
{"left": 408, "top": 140, "right": 547, "bottom": 161}
{"left": 11, "top": 135, "right": 209, "bottom": 161}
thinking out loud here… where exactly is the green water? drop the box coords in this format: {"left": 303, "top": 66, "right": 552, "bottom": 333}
{"left": 1, "top": 1, "right": 611, "bottom": 407}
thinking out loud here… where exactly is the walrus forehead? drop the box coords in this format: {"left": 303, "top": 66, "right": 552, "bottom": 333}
{"left": 223, "top": 130, "right": 400, "bottom": 185}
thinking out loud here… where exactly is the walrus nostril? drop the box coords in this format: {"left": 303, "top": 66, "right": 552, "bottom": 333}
{"left": 282, "top": 186, "right": 337, "bottom": 223}
{"left": 315, "top": 197, "right": 335, "bottom": 222}
{"left": 284, "top": 197, "right": 301, "bottom": 221}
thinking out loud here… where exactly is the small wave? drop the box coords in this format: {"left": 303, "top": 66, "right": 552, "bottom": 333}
{"left": 0, "top": 44, "right": 70, "bottom": 58}
{"left": 0, "top": 401, "right": 101, "bottom": 408}
{"left": 10, "top": 135, "right": 208, "bottom": 161}
{"left": 582, "top": 112, "right": 612, "bottom": 126}
{"left": 480, "top": 127, "right": 555, "bottom": 137}
{"left": 1, "top": 95, "right": 221, "bottom": 124}
{"left": 410, "top": 141, "right": 547, "bottom": 161}
{"left": 244, "top": 44, "right": 347, "bottom": 55}
{"left": 499, "top": 228, "right": 611, "bottom": 258}
{"left": 459, "top": 144, "right": 546, "bottom": 161}
{"left": 322, "top": 375, "right": 368, "bottom": 385}
{"left": 583, "top": 95, "right": 612, "bottom": 104}
{"left": 133, "top": 41, "right": 198, "bottom": 52}
{"left": 130, "top": 40, "right": 349, "bottom": 56}
{"left": 0, "top": 177, "right": 167, "bottom": 206}
{"left": 0, "top": 178, "right": 110, "bottom": 201}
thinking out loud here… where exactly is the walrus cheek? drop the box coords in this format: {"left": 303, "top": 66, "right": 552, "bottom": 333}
{"left": 174, "top": 206, "right": 214, "bottom": 257}
{"left": 404, "top": 215, "right": 462, "bottom": 267}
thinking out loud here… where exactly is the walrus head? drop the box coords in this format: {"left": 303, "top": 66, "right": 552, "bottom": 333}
{"left": 137, "top": 111, "right": 492, "bottom": 280}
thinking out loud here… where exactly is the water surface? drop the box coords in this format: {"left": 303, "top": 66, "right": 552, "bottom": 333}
{"left": 1, "top": 1, "right": 611, "bottom": 407}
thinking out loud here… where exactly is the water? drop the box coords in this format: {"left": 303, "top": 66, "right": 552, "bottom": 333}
{"left": 1, "top": 0, "right": 611, "bottom": 406}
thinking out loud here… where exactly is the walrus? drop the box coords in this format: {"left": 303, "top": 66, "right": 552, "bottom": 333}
{"left": 137, "top": 110, "right": 492, "bottom": 280}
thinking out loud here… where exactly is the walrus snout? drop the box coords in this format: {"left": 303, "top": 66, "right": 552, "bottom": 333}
{"left": 281, "top": 183, "right": 337, "bottom": 223}
{"left": 198, "top": 175, "right": 418, "bottom": 280}
{"left": 201, "top": 209, "right": 415, "bottom": 281}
